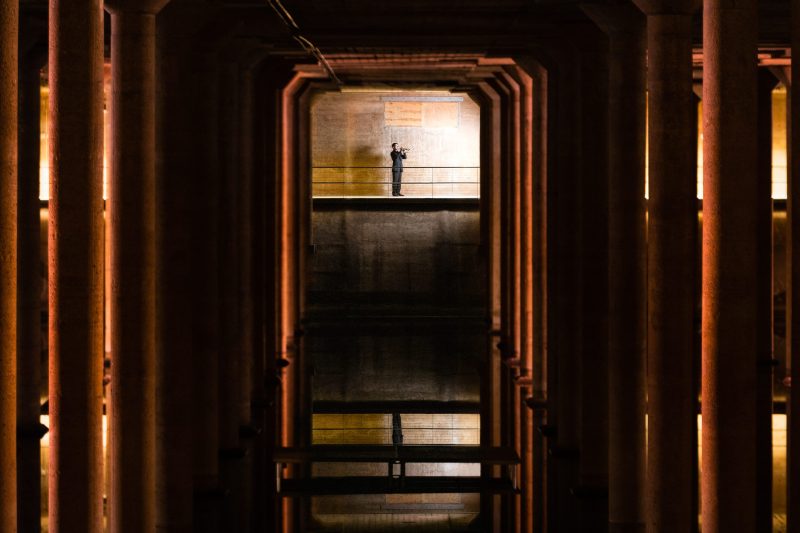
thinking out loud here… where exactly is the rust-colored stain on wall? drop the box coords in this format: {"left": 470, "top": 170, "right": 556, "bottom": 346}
{"left": 385, "top": 101, "right": 423, "bottom": 126}
{"left": 384, "top": 101, "right": 460, "bottom": 128}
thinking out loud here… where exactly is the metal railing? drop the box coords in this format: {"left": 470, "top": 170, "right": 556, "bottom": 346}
{"left": 312, "top": 166, "right": 480, "bottom": 198}
{"left": 311, "top": 413, "right": 480, "bottom": 446}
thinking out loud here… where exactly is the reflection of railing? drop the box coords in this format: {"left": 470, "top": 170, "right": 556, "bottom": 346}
{"left": 312, "top": 166, "right": 480, "bottom": 198}
{"left": 274, "top": 412, "right": 519, "bottom": 496}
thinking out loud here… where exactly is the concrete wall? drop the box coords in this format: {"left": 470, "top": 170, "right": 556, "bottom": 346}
{"left": 311, "top": 91, "right": 480, "bottom": 197}
{"left": 309, "top": 205, "right": 484, "bottom": 311}
{"left": 307, "top": 202, "right": 485, "bottom": 518}
{"left": 308, "top": 204, "right": 484, "bottom": 404}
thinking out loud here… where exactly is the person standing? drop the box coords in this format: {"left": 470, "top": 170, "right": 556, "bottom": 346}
{"left": 390, "top": 142, "right": 408, "bottom": 196}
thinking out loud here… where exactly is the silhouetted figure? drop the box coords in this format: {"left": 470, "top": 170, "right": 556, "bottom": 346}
{"left": 390, "top": 143, "right": 408, "bottom": 196}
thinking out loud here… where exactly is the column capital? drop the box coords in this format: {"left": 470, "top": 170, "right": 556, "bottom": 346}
{"left": 105, "top": 0, "right": 169, "bottom": 16}
{"left": 581, "top": 3, "right": 645, "bottom": 37}
{"left": 632, "top": 0, "right": 699, "bottom": 16}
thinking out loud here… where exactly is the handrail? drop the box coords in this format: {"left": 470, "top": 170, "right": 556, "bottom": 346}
{"left": 312, "top": 165, "right": 480, "bottom": 198}
{"left": 313, "top": 166, "right": 480, "bottom": 169}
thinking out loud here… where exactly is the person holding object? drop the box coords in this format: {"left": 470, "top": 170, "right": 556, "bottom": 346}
{"left": 390, "top": 142, "right": 409, "bottom": 196}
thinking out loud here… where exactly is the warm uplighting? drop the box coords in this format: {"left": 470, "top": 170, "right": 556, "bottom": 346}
{"left": 646, "top": 87, "right": 787, "bottom": 200}
{"left": 38, "top": 70, "right": 109, "bottom": 202}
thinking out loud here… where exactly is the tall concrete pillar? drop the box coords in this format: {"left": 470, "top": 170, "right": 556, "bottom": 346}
{"left": 575, "top": 28, "right": 610, "bottom": 532}
{"left": 504, "top": 61, "right": 536, "bottom": 533}
{"left": 218, "top": 48, "right": 245, "bottom": 533}
{"left": 791, "top": 0, "right": 800, "bottom": 527}
{"left": 279, "top": 73, "right": 301, "bottom": 533}
{"left": 219, "top": 54, "right": 242, "bottom": 456}
{"left": 544, "top": 43, "right": 582, "bottom": 533}
{"left": 256, "top": 60, "right": 296, "bottom": 532}
{"left": 756, "top": 69, "right": 777, "bottom": 533}
{"left": 489, "top": 67, "right": 523, "bottom": 533}
{"left": 483, "top": 71, "right": 517, "bottom": 532}
{"left": 528, "top": 59, "right": 550, "bottom": 533}
{"left": 251, "top": 60, "right": 272, "bottom": 533}
{"left": 48, "top": 0, "right": 105, "bottom": 531}
{"left": 701, "top": 0, "right": 758, "bottom": 530}
{"left": 191, "top": 45, "right": 221, "bottom": 533}
{"left": 0, "top": 0, "right": 18, "bottom": 530}
{"left": 16, "top": 24, "right": 46, "bottom": 533}
{"left": 237, "top": 60, "right": 257, "bottom": 533}
{"left": 582, "top": 5, "right": 647, "bottom": 532}
{"left": 154, "top": 5, "right": 198, "bottom": 532}
{"left": 631, "top": 1, "right": 698, "bottom": 531}
{"left": 470, "top": 79, "right": 503, "bottom": 532}
{"left": 105, "top": 1, "right": 168, "bottom": 531}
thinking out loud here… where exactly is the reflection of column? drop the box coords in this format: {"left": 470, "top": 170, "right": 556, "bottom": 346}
{"left": 105, "top": 1, "right": 168, "bottom": 531}
{"left": 756, "top": 69, "right": 777, "bottom": 533}
{"left": 48, "top": 0, "right": 105, "bottom": 531}
{"left": 583, "top": 6, "right": 646, "bottom": 532}
{"left": 701, "top": 0, "right": 758, "bottom": 530}
{"left": 0, "top": 0, "right": 18, "bottom": 530}
{"left": 17, "top": 30, "right": 46, "bottom": 533}
{"left": 632, "top": 1, "right": 697, "bottom": 531}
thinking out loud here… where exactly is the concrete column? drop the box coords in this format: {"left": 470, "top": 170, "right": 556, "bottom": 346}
{"left": 279, "top": 72, "right": 321, "bottom": 533}
{"left": 47, "top": 0, "right": 105, "bottom": 530}
{"left": 544, "top": 44, "right": 582, "bottom": 533}
{"left": 0, "top": 0, "right": 18, "bottom": 530}
{"left": 257, "top": 60, "right": 296, "bottom": 532}
{"left": 631, "top": 2, "right": 698, "bottom": 531}
{"left": 218, "top": 54, "right": 242, "bottom": 456}
{"left": 583, "top": 5, "right": 647, "bottom": 532}
{"left": 218, "top": 48, "right": 245, "bottom": 533}
{"left": 238, "top": 61, "right": 257, "bottom": 533}
{"left": 154, "top": 6, "right": 197, "bottom": 532}
{"left": 504, "top": 61, "right": 535, "bottom": 533}
{"left": 104, "top": 1, "right": 168, "bottom": 531}
{"left": 756, "top": 69, "right": 777, "bottom": 533}
{"left": 191, "top": 46, "right": 221, "bottom": 533}
{"left": 471, "top": 79, "right": 502, "bottom": 533}
{"left": 577, "top": 30, "right": 610, "bottom": 532}
{"left": 483, "top": 72, "right": 516, "bottom": 533}
{"left": 791, "top": 0, "right": 800, "bottom": 526}
{"left": 529, "top": 59, "right": 549, "bottom": 533}
{"left": 251, "top": 60, "right": 272, "bottom": 533}
{"left": 701, "top": 0, "right": 758, "bottom": 530}
{"left": 488, "top": 67, "right": 523, "bottom": 533}
{"left": 16, "top": 22, "right": 46, "bottom": 533}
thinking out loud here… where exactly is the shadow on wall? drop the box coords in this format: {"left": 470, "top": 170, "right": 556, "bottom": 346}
{"left": 347, "top": 144, "right": 389, "bottom": 197}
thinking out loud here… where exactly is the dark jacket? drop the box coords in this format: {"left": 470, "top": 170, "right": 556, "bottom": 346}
{"left": 390, "top": 149, "right": 407, "bottom": 170}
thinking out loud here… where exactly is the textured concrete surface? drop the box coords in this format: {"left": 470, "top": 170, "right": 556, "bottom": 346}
{"left": 310, "top": 207, "right": 484, "bottom": 311}
{"left": 308, "top": 202, "right": 484, "bottom": 520}
{"left": 311, "top": 91, "right": 479, "bottom": 198}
